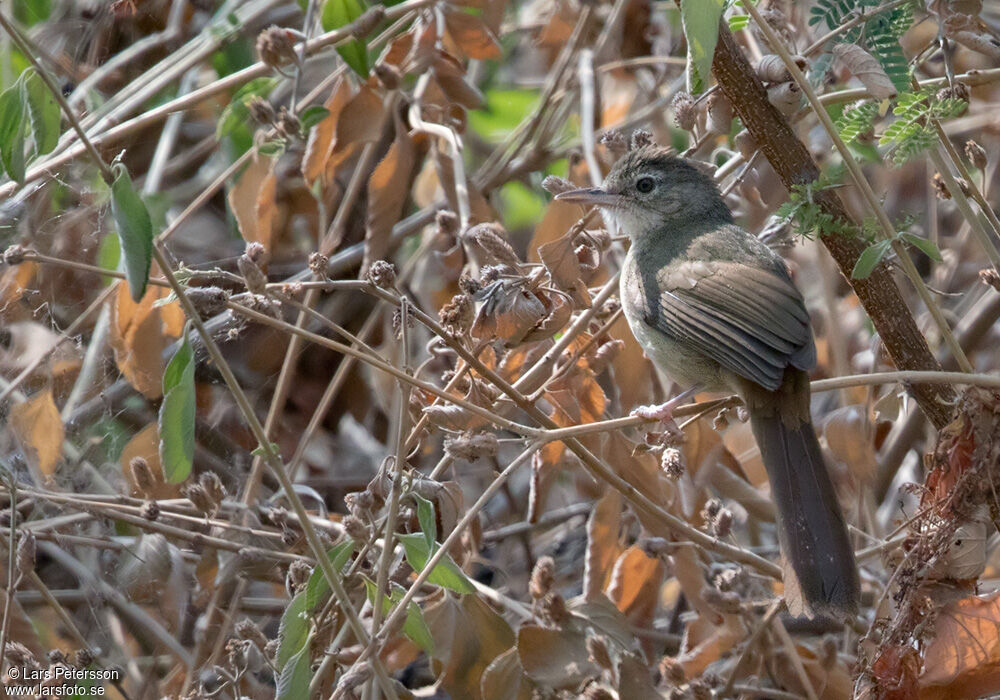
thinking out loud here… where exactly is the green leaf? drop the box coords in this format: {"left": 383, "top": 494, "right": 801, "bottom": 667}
{"left": 0, "top": 80, "right": 26, "bottom": 183}
{"left": 679, "top": 0, "right": 725, "bottom": 94}
{"left": 413, "top": 493, "right": 436, "bottom": 546}
{"left": 110, "top": 162, "right": 154, "bottom": 301}
{"left": 304, "top": 539, "right": 356, "bottom": 610}
{"left": 216, "top": 77, "right": 278, "bottom": 140}
{"left": 276, "top": 592, "right": 310, "bottom": 669}
{"left": 362, "top": 577, "right": 434, "bottom": 653}
{"left": 276, "top": 633, "right": 313, "bottom": 700}
{"left": 159, "top": 329, "right": 196, "bottom": 483}
{"left": 727, "top": 14, "right": 749, "bottom": 32}
{"left": 299, "top": 105, "right": 330, "bottom": 131}
{"left": 900, "top": 232, "right": 942, "bottom": 262}
{"left": 852, "top": 239, "right": 892, "bottom": 279}
{"left": 13, "top": 0, "right": 50, "bottom": 26}
{"left": 97, "top": 232, "right": 121, "bottom": 287}
{"left": 398, "top": 532, "right": 475, "bottom": 594}
{"left": 23, "top": 70, "right": 60, "bottom": 155}
{"left": 257, "top": 139, "right": 286, "bottom": 156}
{"left": 321, "top": 0, "right": 370, "bottom": 77}
{"left": 251, "top": 441, "right": 281, "bottom": 458}
{"left": 468, "top": 89, "right": 540, "bottom": 144}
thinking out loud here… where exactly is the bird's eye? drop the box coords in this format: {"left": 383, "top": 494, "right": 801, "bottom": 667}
{"left": 636, "top": 177, "right": 655, "bottom": 194}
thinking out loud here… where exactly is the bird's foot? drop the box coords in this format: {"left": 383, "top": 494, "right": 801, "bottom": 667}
{"left": 631, "top": 386, "right": 701, "bottom": 442}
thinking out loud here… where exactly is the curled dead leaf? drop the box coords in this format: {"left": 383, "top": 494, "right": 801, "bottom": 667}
{"left": 833, "top": 43, "right": 897, "bottom": 99}
{"left": 444, "top": 8, "right": 502, "bottom": 60}
{"left": 10, "top": 389, "right": 63, "bottom": 479}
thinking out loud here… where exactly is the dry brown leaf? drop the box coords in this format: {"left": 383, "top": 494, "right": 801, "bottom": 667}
{"left": 110, "top": 280, "right": 182, "bottom": 399}
{"left": 121, "top": 422, "right": 182, "bottom": 500}
{"left": 10, "top": 389, "right": 63, "bottom": 479}
{"left": 333, "top": 86, "right": 386, "bottom": 157}
{"left": 606, "top": 545, "right": 665, "bottom": 635}
{"left": 517, "top": 624, "right": 598, "bottom": 689}
{"left": 481, "top": 648, "right": 535, "bottom": 700}
{"left": 425, "top": 593, "right": 515, "bottom": 700}
{"left": 678, "top": 610, "right": 745, "bottom": 678}
{"left": 254, "top": 160, "right": 279, "bottom": 251}
{"left": 302, "top": 78, "right": 352, "bottom": 183}
{"left": 584, "top": 489, "right": 623, "bottom": 600}
{"left": 920, "top": 590, "right": 1000, "bottom": 699}
{"left": 833, "top": 43, "right": 897, "bottom": 99}
{"left": 823, "top": 404, "right": 876, "bottom": 483}
{"left": 432, "top": 50, "right": 485, "bottom": 109}
{"left": 228, "top": 155, "right": 273, "bottom": 248}
{"left": 617, "top": 652, "right": 661, "bottom": 700}
{"left": 0, "top": 260, "right": 36, "bottom": 314}
{"left": 444, "top": 8, "right": 502, "bottom": 60}
{"left": 537, "top": 230, "right": 591, "bottom": 307}
{"left": 364, "top": 123, "right": 417, "bottom": 272}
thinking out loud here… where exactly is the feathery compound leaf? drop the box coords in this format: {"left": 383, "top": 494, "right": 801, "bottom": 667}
{"left": 110, "top": 162, "right": 154, "bottom": 301}
{"left": 867, "top": 9, "right": 912, "bottom": 93}
{"left": 836, "top": 100, "right": 879, "bottom": 143}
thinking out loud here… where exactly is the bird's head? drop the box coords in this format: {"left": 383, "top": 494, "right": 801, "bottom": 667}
{"left": 556, "top": 146, "right": 731, "bottom": 240}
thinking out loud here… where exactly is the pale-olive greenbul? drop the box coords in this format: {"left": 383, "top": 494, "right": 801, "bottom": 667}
{"left": 556, "top": 145, "right": 860, "bottom": 619}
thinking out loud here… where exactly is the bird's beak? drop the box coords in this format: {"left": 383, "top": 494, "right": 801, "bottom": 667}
{"left": 555, "top": 187, "right": 623, "bottom": 208}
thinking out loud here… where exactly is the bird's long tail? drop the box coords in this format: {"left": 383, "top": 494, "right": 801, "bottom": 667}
{"left": 747, "top": 390, "right": 860, "bottom": 620}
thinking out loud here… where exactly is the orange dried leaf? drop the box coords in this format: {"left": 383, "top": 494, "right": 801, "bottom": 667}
{"left": 481, "top": 647, "right": 534, "bottom": 700}
{"left": 444, "top": 8, "right": 502, "bottom": 60}
{"left": 10, "top": 389, "right": 62, "bottom": 478}
{"left": 517, "top": 624, "right": 598, "bottom": 689}
{"left": 607, "top": 545, "right": 665, "bottom": 631}
{"left": 920, "top": 591, "right": 1000, "bottom": 699}
{"left": 0, "top": 260, "right": 36, "bottom": 312}
{"left": 584, "top": 489, "right": 623, "bottom": 600}
{"left": 364, "top": 126, "right": 416, "bottom": 271}
{"left": 432, "top": 50, "right": 485, "bottom": 109}
{"left": 111, "top": 280, "right": 180, "bottom": 399}
{"left": 121, "top": 423, "right": 181, "bottom": 500}
{"left": 302, "top": 79, "right": 352, "bottom": 183}
{"left": 228, "top": 155, "right": 273, "bottom": 248}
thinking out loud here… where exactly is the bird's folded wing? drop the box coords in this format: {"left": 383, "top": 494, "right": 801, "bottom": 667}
{"left": 653, "top": 259, "right": 816, "bottom": 392}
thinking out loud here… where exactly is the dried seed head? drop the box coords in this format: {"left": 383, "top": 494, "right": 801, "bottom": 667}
{"left": 965, "top": 139, "right": 988, "bottom": 170}
{"left": 344, "top": 489, "right": 375, "bottom": 514}
{"left": 2, "top": 244, "right": 27, "bottom": 265}
{"left": 458, "top": 273, "right": 481, "bottom": 296}
{"left": 5, "top": 642, "right": 38, "bottom": 668}
{"left": 236, "top": 618, "right": 269, "bottom": 649}
{"left": 264, "top": 639, "right": 279, "bottom": 660}
{"left": 599, "top": 129, "right": 629, "bottom": 159}
{"left": 256, "top": 26, "right": 298, "bottom": 69}
{"left": 538, "top": 591, "right": 569, "bottom": 627}
{"left": 287, "top": 560, "right": 312, "bottom": 592}
{"left": 336, "top": 666, "right": 373, "bottom": 696}
{"left": 184, "top": 483, "right": 217, "bottom": 517}
{"left": 48, "top": 649, "right": 66, "bottom": 664}
{"left": 541, "top": 175, "right": 575, "bottom": 196}
{"left": 141, "top": 500, "right": 159, "bottom": 521}
{"left": 439, "top": 293, "right": 474, "bottom": 335}
{"left": 308, "top": 252, "right": 329, "bottom": 278}
{"left": 238, "top": 252, "right": 269, "bottom": 295}
{"left": 529, "top": 555, "right": 556, "bottom": 600}
{"left": 226, "top": 638, "right": 250, "bottom": 668}
{"left": 660, "top": 447, "right": 685, "bottom": 479}
{"left": 630, "top": 129, "right": 654, "bottom": 150}
{"left": 466, "top": 223, "right": 521, "bottom": 267}
{"left": 245, "top": 241, "right": 267, "bottom": 264}
{"left": 670, "top": 92, "right": 697, "bottom": 132}
{"left": 16, "top": 531, "right": 34, "bottom": 577}
{"left": 658, "top": 656, "right": 685, "bottom": 685}
{"left": 586, "top": 635, "right": 613, "bottom": 670}
{"left": 187, "top": 286, "right": 229, "bottom": 318}
{"left": 937, "top": 82, "right": 970, "bottom": 112}
{"left": 199, "top": 471, "right": 227, "bottom": 506}
{"left": 713, "top": 508, "right": 733, "bottom": 538}
{"left": 366, "top": 260, "right": 397, "bottom": 289}
{"left": 712, "top": 409, "right": 730, "bottom": 431}
{"left": 932, "top": 172, "right": 951, "bottom": 199}
{"left": 275, "top": 107, "right": 300, "bottom": 140}
{"left": 444, "top": 431, "right": 499, "bottom": 461}
{"left": 248, "top": 97, "right": 275, "bottom": 125}
{"left": 701, "top": 585, "right": 742, "bottom": 614}
{"left": 980, "top": 268, "right": 1000, "bottom": 292}
{"left": 73, "top": 648, "right": 94, "bottom": 668}
{"left": 343, "top": 515, "right": 369, "bottom": 541}
{"left": 130, "top": 456, "right": 156, "bottom": 497}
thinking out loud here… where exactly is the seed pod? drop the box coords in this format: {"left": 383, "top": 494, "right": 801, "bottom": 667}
{"left": 3, "top": 244, "right": 27, "bottom": 265}
{"left": 754, "top": 54, "right": 807, "bottom": 83}
{"left": 256, "top": 26, "right": 298, "bottom": 70}
{"left": 187, "top": 286, "right": 229, "bottom": 318}
{"left": 706, "top": 92, "right": 734, "bottom": 135}
{"left": 529, "top": 555, "right": 555, "bottom": 600}
{"left": 541, "top": 175, "right": 574, "bottom": 196}
{"left": 965, "top": 139, "right": 988, "bottom": 170}
{"left": 443, "top": 431, "right": 499, "bottom": 461}
{"left": 660, "top": 447, "right": 685, "bottom": 479}
{"left": 248, "top": 97, "right": 275, "bottom": 125}
{"left": 16, "top": 531, "right": 34, "bottom": 577}
{"left": 767, "top": 81, "right": 802, "bottom": 116}
{"left": 236, "top": 619, "right": 270, "bottom": 650}
{"left": 199, "top": 471, "right": 226, "bottom": 506}
{"left": 366, "top": 260, "right": 397, "bottom": 289}
{"left": 671, "top": 92, "right": 697, "bottom": 131}
{"left": 130, "top": 457, "right": 156, "bottom": 498}
{"left": 586, "top": 635, "right": 613, "bottom": 671}
{"left": 733, "top": 130, "right": 757, "bottom": 159}
{"left": 465, "top": 223, "right": 521, "bottom": 267}
{"left": 538, "top": 591, "right": 569, "bottom": 626}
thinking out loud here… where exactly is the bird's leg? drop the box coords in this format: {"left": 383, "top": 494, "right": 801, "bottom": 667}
{"left": 631, "top": 385, "right": 701, "bottom": 438}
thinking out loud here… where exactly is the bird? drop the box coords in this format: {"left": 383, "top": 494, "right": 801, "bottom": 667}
{"left": 555, "top": 145, "right": 860, "bottom": 620}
